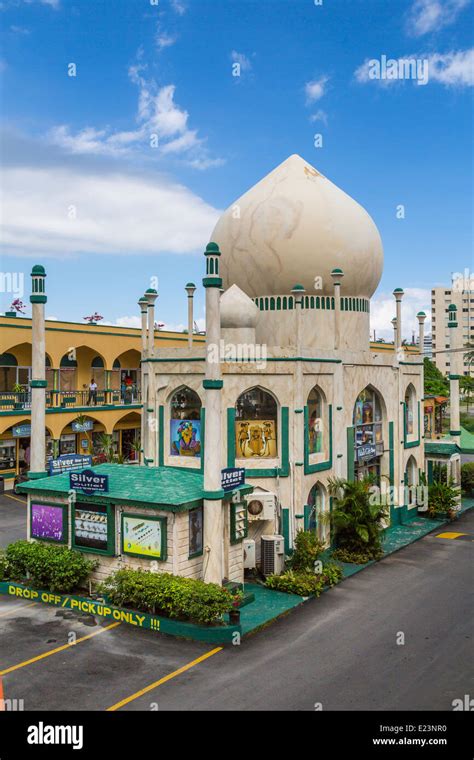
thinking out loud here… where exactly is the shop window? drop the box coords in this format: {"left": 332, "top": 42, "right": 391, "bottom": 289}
{"left": 353, "top": 387, "right": 384, "bottom": 481}
{"left": 121, "top": 513, "right": 166, "bottom": 560}
{"left": 306, "top": 482, "right": 325, "bottom": 540}
{"left": 30, "top": 502, "right": 68, "bottom": 544}
{"left": 189, "top": 506, "right": 203, "bottom": 557}
{"left": 307, "top": 387, "right": 325, "bottom": 455}
{"left": 405, "top": 384, "right": 417, "bottom": 438}
{"left": 235, "top": 387, "right": 278, "bottom": 459}
{"left": 0, "top": 438, "right": 15, "bottom": 470}
{"left": 170, "top": 387, "right": 202, "bottom": 457}
{"left": 60, "top": 433, "right": 76, "bottom": 455}
{"left": 73, "top": 502, "right": 114, "bottom": 555}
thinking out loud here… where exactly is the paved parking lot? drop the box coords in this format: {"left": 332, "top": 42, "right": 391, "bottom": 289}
{"left": 0, "top": 493, "right": 472, "bottom": 711}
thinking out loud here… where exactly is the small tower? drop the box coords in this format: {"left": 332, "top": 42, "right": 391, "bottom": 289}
{"left": 29, "top": 265, "right": 48, "bottom": 479}
{"left": 185, "top": 282, "right": 196, "bottom": 349}
{"left": 417, "top": 311, "right": 427, "bottom": 355}
{"left": 145, "top": 288, "right": 158, "bottom": 356}
{"left": 143, "top": 288, "right": 158, "bottom": 466}
{"left": 393, "top": 288, "right": 404, "bottom": 352}
{"left": 331, "top": 268, "right": 344, "bottom": 350}
{"left": 448, "top": 304, "right": 462, "bottom": 442}
{"left": 202, "top": 243, "right": 224, "bottom": 585}
{"left": 138, "top": 296, "right": 148, "bottom": 355}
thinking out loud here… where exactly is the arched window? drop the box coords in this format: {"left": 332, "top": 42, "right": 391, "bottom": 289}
{"left": 59, "top": 353, "right": 77, "bottom": 391}
{"left": 235, "top": 387, "right": 277, "bottom": 459}
{"left": 353, "top": 386, "right": 384, "bottom": 481}
{"left": 307, "top": 387, "right": 324, "bottom": 455}
{"left": 169, "top": 387, "right": 202, "bottom": 458}
{"left": 405, "top": 455, "right": 418, "bottom": 506}
{"left": 307, "top": 482, "right": 325, "bottom": 540}
{"left": 405, "top": 384, "right": 416, "bottom": 438}
{"left": 91, "top": 356, "right": 105, "bottom": 390}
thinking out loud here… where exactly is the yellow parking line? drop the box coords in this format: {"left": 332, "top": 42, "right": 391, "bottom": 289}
{"left": 3, "top": 493, "right": 26, "bottom": 504}
{"left": 0, "top": 602, "right": 37, "bottom": 619}
{"left": 0, "top": 622, "right": 121, "bottom": 676}
{"left": 107, "top": 646, "right": 223, "bottom": 711}
{"left": 436, "top": 532, "right": 468, "bottom": 539}
{"left": 0, "top": 676, "right": 4, "bottom": 711}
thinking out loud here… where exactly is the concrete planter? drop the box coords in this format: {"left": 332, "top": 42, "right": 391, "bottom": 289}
{"left": 0, "top": 581, "right": 241, "bottom": 644}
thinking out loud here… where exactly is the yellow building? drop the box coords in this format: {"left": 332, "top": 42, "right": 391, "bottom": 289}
{"left": 0, "top": 313, "right": 204, "bottom": 484}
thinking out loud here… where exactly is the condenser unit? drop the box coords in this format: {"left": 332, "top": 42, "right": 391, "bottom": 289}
{"left": 243, "top": 539, "right": 256, "bottom": 569}
{"left": 244, "top": 492, "right": 276, "bottom": 521}
{"left": 261, "top": 534, "right": 285, "bottom": 576}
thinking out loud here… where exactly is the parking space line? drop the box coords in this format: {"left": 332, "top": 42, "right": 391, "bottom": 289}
{"left": 3, "top": 493, "right": 26, "bottom": 504}
{"left": 0, "top": 602, "right": 37, "bottom": 619}
{"left": 0, "top": 622, "right": 121, "bottom": 676}
{"left": 0, "top": 676, "right": 4, "bottom": 711}
{"left": 106, "top": 646, "right": 223, "bottom": 711}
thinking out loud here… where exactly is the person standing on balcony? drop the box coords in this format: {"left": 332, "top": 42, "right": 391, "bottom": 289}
{"left": 87, "top": 378, "right": 98, "bottom": 406}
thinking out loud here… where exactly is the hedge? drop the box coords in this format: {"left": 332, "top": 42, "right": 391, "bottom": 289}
{"left": 4, "top": 540, "right": 96, "bottom": 594}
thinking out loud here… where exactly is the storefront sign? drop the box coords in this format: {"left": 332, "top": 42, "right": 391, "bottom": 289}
{"left": 72, "top": 420, "right": 94, "bottom": 432}
{"left": 31, "top": 503, "right": 66, "bottom": 543}
{"left": 73, "top": 502, "right": 109, "bottom": 552}
{"left": 49, "top": 454, "right": 92, "bottom": 476}
{"left": 12, "top": 424, "right": 31, "bottom": 437}
{"left": 122, "top": 514, "right": 165, "bottom": 559}
{"left": 69, "top": 469, "right": 109, "bottom": 495}
{"left": 356, "top": 443, "right": 377, "bottom": 462}
{"left": 221, "top": 467, "right": 245, "bottom": 492}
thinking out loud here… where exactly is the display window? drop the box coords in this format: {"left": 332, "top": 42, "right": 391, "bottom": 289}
{"left": 121, "top": 513, "right": 167, "bottom": 560}
{"left": 30, "top": 502, "right": 68, "bottom": 544}
{"left": 188, "top": 506, "right": 203, "bottom": 557}
{"left": 0, "top": 439, "right": 16, "bottom": 471}
{"left": 235, "top": 388, "right": 277, "bottom": 459}
{"left": 170, "top": 388, "right": 202, "bottom": 457}
{"left": 60, "top": 433, "right": 76, "bottom": 455}
{"left": 307, "top": 388, "right": 324, "bottom": 455}
{"left": 72, "top": 502, "right": 114, "bottom": 555}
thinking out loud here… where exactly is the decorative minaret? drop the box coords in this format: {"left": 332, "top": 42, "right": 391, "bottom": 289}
{"left": 291, "top": 284, "right": 305, "bottom": 533}
{"left": 145, "top": 288, "right": 158, "bottom": 356}
{"left": 185, "top": 282, "right": 196, "bottom": 349}
{"left": 448, "top": 304, "right": 462, "bottom": 443}
{"left": 138, "top": 296, "right": 148, "bottom": 355}
{"left": 138, "top": 296, "right": 148, "bottom": 464}
{"left": 393, "top": 288, "right": 404, "bottom": 352}
{"left": 202, "top": 242, "right": 224, "bottom": 585}
{"left": 330, "top": 268, "right": 344, "bottom": 350}
{"left": 29, "top": 265, "right": 48, "bottom": 479}
{"left": 144, "top": 288, "right": 158, "bottom": 466}
{"left": 417, "top": 311, "right": 426, "bottom": 356}
{"left": 391, "top": 317, "right": 398, "bottom": 349}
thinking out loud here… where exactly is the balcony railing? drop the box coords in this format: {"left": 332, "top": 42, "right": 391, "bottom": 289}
{"left": 0, "top": 389, "right": 141, "bottom": 412}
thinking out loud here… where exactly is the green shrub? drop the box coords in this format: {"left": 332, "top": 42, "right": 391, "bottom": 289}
{"left": 327, "top": 477, "right": 388, "bottom": 556}
{"left": 266, "top": 562, "right": 343, "bottom": 596}
{"left": 99, "top": 568, "right": 234, "bottom": 626}
{"left": 6, "top": 540, "right": 96, "bottom": 593}
{"left": 287, "top": 530, "right": 324, "bottom": 572}
{"left": 0, "top": 553, "right": 10, "bottom": 582}
{"left": 461, "top": 462, "right": 474, "bottom": 495}
{"left": 332, "top": 547, "right": 383, "bottom": 564}
{"left": 427, "top": 481, "right": 459, "bottom": 518}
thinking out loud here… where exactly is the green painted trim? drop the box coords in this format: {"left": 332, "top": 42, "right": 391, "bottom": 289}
{"left": 227, "top": 408, "right": 236, "bottom": 467}
{"left": 143, "top": 356, "right": 342, "bottom": 364}
{"left": 0, "top": 581, "right": 240, "bottom": 644}
{"left": 449, "top": 375, "right": 462, "bottom": 380}
{"left": 28, "top": 471, "right": 49, "bottom": 479}
{"left": 346, "top": 426, "right": 355, "bottom": 481}
{"left": 303, "top": 504, "right": 311, "bottom": 531}
{"left": 427, "top": 460, "right": 434, "bottom": 485}
{"left": 202, "top": 276, "right": 222, "bottom": 288}
{"left": 294, "top": 409, "right": 303, "bottom": 414}
{"left": 449, "top": 430, "right": 462, "bottom": 436}
{"left": 0, "top": 319, "right": 204, "bottom": 343}
{"left": 403, "top": 400, "right": 421, "bottom": 449}
{"left": 121, "top": 511, "right": 167, "bottom": 561}
{"left": 72, "top": 501, "right": 116, "bottom": 556}
{"left": 158, "top": 405, "right": 164, "bottom": 467}
{"left": 29, "top": 295, "right": 47, "bottom": 304}
{"left": 202, "top": 379, "right": 223, "bottom": 389}
{"left": 30, "top": 380, "right": 47, "bottom": 388}
{"left": 295, "top": 462, "right": 304, "bottom": 466}
{"left": 389, "top": 422, "right": 394, "bottom": 486}
{"left": 304, "top": 404, "right": 333, "bottom": 474}
{"left": 29, "top": 500, "right": 69, "bottom": 545}
{"left": 399, "top": 361, "right": 424, "bottom": 366}
{"left": 202, "top": 489, "right": 225, "bottom": 500}
{"left": 0, "top": 403, "right": 142, "bottom": 418}
{"left": 281, "top": 508, "right": 290, "bottom": 554}
{"left": 336, "top": 406, "right": 343, "bottom": 411}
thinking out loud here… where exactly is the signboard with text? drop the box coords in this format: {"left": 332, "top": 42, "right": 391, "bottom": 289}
{"left": 69, "top": 469, "right": 109, "bottom": 495}
{"left": 221, "top": 467, "right": 245, "bottom": 492}
{"left": 49, "top": 454, "right": 92, "bottom": 476}
{"left": 72, "top": 420, "right": 94, "bottom": 433}
{"left": 356, "top": 443, "right": 377, "bottom": 463}
{"left": 12, "top": 424, "right": 31, "bottom": 438}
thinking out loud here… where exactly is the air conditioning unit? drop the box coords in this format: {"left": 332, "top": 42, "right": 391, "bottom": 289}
{"left": 261, "top": 534, "right": 285, "bottom": 576}
{"left": 243, "top": 539, "right": 256, "bottom": 569}
{"left": 245, "top": 492, "right": 276, "bottom": 521}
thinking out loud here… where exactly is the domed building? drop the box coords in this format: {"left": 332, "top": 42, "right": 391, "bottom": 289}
{"left": 138, "top": 154, "right": 426, "bottom": 584}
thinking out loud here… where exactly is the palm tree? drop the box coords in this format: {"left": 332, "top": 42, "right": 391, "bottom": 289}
{"left": 326, "top": 477, "right": 388, "bottom": 557}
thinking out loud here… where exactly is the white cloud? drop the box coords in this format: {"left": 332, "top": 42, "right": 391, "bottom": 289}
{"left": 309, "top": 109, "right": 328, "bottom": 125}
{"left": 425, "top": 49, "right": 474, "bottom": 86}
{"left": 305, "top": 76, "right": 329, "bottom": 104}
{"left": 171, "top": 0, "right": 187, "bottom": 15}
{"left": 231, "top": 50, "right": 252, "bottom": 73}
{"left": 47, "top": 70, "right": 224, "bottom": 169}
{"left": 155, "top": 23, "right": 177, "bottom": 52}
{"left": 370, "top": 288, "right": 431, "bottom": 342}
{"left": 115, "top": 316, "right": 141, "bottom": 329}
{"left": 1, "top": 163, "right": 221, "bottom": 258}
{"left": 10, "top": 25, "right": 30, "bottom": 34}
{"left": 406, "top": 0, "right": 471, "bottom": 36}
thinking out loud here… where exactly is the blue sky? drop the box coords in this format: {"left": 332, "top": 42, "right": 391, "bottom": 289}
{"left": 1, "top": 0, "right": 473, "bottom": 339}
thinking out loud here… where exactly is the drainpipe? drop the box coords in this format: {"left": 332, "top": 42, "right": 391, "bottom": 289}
{"left": 185, "top": 282, "right": 196, "bottom": 349}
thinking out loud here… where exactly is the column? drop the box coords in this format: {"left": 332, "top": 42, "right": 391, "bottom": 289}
{"left": 448, "top": 304, "right": 462, "bottom": 444}
{"left": 144, "top": 289, "right": 158, "bottom": 466}
{"left": 202, "top": 242, "right": 225, "bottom": 585}
{"left": 393, "top": 288, "right": 404, "bottom": 353}
{"left": 185, "top": 282, "right": 196, "bottom": 349}
{"left": 29, "top": 265, "right": 48, "bottom": 479}
{"left": 291, "top": 284, "right": 305, "bottom": 538}
{"left": 331, "top": 268, "right": 344, "bottom": 350}
{"left": 417, "top": 311, "right": 426, "bottom": 356}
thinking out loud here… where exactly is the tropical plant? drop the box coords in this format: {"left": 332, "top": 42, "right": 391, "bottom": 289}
{"left": 287, "top": 530, "right": 325, "bottom": 572}
{"left": 265, "top": 561, "right": 343, "bottom": 596}
{"left": 423, "top": 357, "right": 449, "bottom": 397}
{"left": 6, "top": 541, "right": 96, "bottom": 593}
{"left": 326, "top": 477, "right": 388, "bottom": 561}
{"left": 427, "top": 480, "right": 459, "bottom": 519}
{"left": 129, "top": 438, "right": 142, "bottom": 463}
